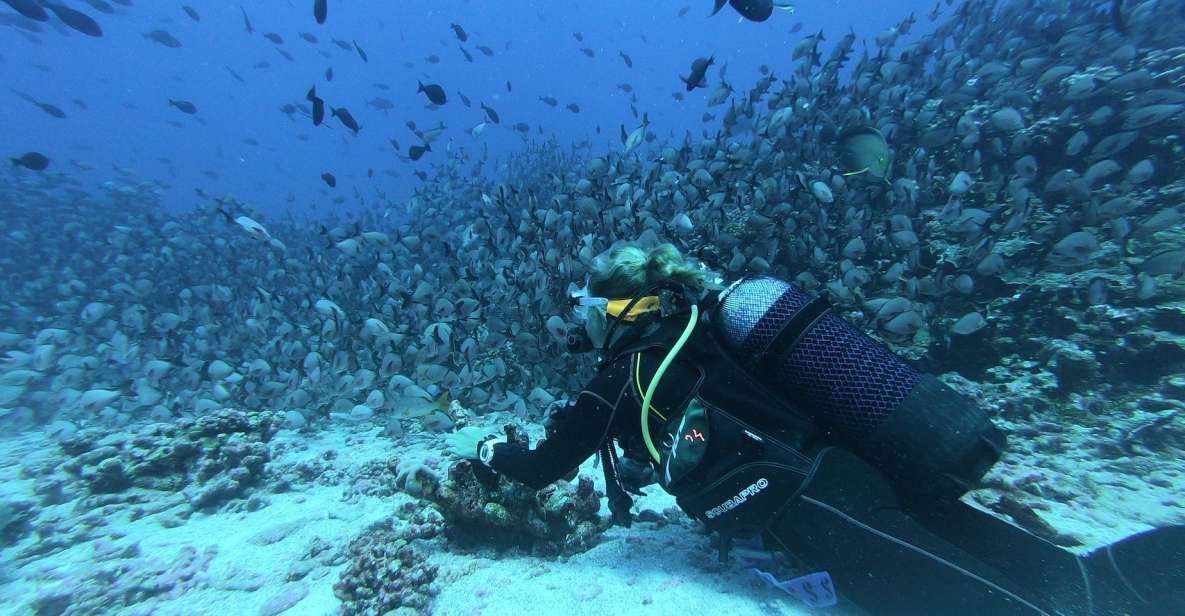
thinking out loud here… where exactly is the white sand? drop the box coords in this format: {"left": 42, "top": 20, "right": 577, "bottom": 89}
{"left": 0, "top": 425, "right": 842, "bottom": 616}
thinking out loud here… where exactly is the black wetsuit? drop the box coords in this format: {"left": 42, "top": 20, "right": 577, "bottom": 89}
{"left": 485, "top": 306, "right": 1184, "bottom": 616}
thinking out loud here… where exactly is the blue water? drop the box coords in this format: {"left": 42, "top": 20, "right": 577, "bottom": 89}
{"left": 4, "top": 0, "right": 929, "bottom": 217}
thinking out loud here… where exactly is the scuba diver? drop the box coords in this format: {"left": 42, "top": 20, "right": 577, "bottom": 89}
{"left": 446, "top": 243, "right": 1185, "bottom": 615}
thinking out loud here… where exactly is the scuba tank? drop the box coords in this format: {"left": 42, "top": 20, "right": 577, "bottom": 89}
{"left": 709, "top": 276, "right": 1003, "bottom": 500}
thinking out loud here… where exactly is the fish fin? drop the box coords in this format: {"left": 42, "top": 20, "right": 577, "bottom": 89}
{"left": 710, "top": 0, "right": 727, "bottom": 16}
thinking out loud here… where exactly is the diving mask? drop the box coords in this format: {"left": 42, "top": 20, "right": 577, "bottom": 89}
{"left": 566, "top": 280, "right": 661, "bottom": 351}
{"left": 569, "top": 294, "right": 611, "bottom": 350}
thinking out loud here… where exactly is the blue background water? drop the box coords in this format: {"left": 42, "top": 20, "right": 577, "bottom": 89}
{"left": 3, "top": 0, "right": 932, "bottom": 218}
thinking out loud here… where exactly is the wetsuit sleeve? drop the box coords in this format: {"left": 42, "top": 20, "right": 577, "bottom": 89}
{"left": 487, "top": 358, "right": 630, "bottom": 490}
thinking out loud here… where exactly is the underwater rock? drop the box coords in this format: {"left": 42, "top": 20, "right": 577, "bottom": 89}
{"left": 422, "top": 457, "right": 608, "bottom": 557}
{"left": 333, "top": 517, "right": 439, "bottom": 615}
{"left": 59, "top": 408, "right": 282, "bottom": 512}
{"left": 0, "top": 498, "right": 35, "bottom": 546}
{"left": 1048, "top": 341, "right": 1101, "bottom": 394}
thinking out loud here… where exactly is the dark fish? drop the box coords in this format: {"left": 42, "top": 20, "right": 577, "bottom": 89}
{"left": 1, "top": 0, "right": 48, "bottom": 22}
{"left": 300, "top": 32, "right": 318, "bottom": 43}
{"left": 426, "top": 54, "right": 440, "bottom": 64}
{"left": 314, "top": 0, "right": 327, "bottom": 24}
{"left": 168, "top": 99, "right": 197, "bottom": 114}
{"left": 458, "top": 92, "right": 471, "bottom": 107}
{"left": 580, "top": 47, "right": 595, "bottom": 58}
{"left": 573, "top": 32, "right": 583, "bottom": 42}
{"left": 476, "top": 45, "right": 493, "bottom": 56}
{"left": 459, "top": 46, "right": 473, "bottom": 62}
{"left": 672, "top": 92, "right": 684, "bottom": 101}
{"left": 332, "top": 38, "right": 351, "bottom": 50}
{"left": 264, "top": 32, "right": 283, "bottom": 45}
{"left": 367, "top": 168, "right": 373, "bottom": 178}
{"left": 506, "top": 80, "right": 512, "bottom": 92}
{"left": 321, "top": 172, "right": 336, "bottom": 187}
{"left": 566, "top": 103, "right": 581, "bottom": 113}
{"left": 417, "top": 81, "right": 447, "bottom": 105}
{"left": 1111, "top": 0, "right": 1125, "bottom": 34}
{"left": 538, "top": 96, "right": 558, "bottom": 107}
{"left": 480, "top": 102, "right": 500, "bottom": 124}
{"left": 389, "top": 138, "right": 400, "bottom": 150}
{"left": 225, "top": 66, "right": 245, "bottom": 82}
{"left": 240, "top": 6, "right": 253, "bottom": 34}
{"left": 182, "top": 5, "right": 200, "bottom": 21}
{"left": 702, "top": 112, "right": 715, "bottom": 122}
{"left": 11, "top": 151, "right": 49, "bottom": 170}
{"left": 450, "top": 22, "right": 467, "bottom": 42}
{"left": 373, "top": 82, "right": 390, "bottom": 90}
{"left": 619, "top": 51, "right": 633, "bottom": 67}
{"left": 35, "top": 102, "right": 66, "bottom": 118}
{"left": 144, "top": 30, "right": 182, "bottom": 48}
{"left": 513, "top": 122, "right": 529, "bottom": 133}
{"left": 897, "top": 12, "right": 916, "bottom": 35}
{"left": 409, "top": 143, "right": 431, "bottom": 161}
{"left": 681, "top": 54, "right": 714, "bottom": 91}
{"left": 617, "top": 83, "right": 633, "bottom": 93}
{"left": 276, "top": 47, "right": 294, "bottom": 61}
{"left": 306, "top": 86, "right": 324, "bottom": 125}
{"left": 713, "top": 0, "right": 773, "bottom": 22}
{"left": 325, "top": 66, "right": 333, "bottom": 80}
{"left": 331, "top": 107, "right": 360, "bottom": 133}
{"left": 354, "top": 40, "right": 368, "bottom": 62}
{"left": 44, "top": 2, "right": 103, "bottom": 36}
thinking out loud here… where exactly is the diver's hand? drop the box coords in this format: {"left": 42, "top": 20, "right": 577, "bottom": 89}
{"left": 445, "top": 426, "right": 486, "bottom": 460}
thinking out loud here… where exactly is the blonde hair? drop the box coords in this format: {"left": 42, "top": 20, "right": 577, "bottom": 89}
{"left": 589, "top": 243, "right": 715, "bottom": 298}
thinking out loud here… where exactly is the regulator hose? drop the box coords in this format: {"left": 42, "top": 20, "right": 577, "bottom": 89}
{"left": 642, "top": 305, "right": 699, "bottom": 462}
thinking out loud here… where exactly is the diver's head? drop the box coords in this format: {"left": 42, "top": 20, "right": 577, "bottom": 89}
{"left": 588, "top": 243, "right": 712, "bottom": 298}
{"left": 567, "top": 243, "right": 717, "bottom": 352}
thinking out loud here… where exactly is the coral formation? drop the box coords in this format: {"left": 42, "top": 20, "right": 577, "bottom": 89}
{"left": 57, "top": 409, "right": 282, "bottom": 513}
{"left": 333, "top": 517, "right": 439, "bottom": 616}
{"left": 418, "top": 456, "right": 608, "bottom": 557}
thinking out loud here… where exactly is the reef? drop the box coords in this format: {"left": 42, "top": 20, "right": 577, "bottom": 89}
{"left": 333, "top": 517, "right": 440, "bottom": 616}
{"left": 400, "top": 426, "right": 608, "bottom": 557}
{"left": 28, "top": 542, "right": 216, "bottom": 616}
{"left": 54, "top": 408, "right": 283, "bottom": 514}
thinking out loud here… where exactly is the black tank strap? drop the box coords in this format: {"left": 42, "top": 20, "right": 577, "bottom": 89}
{"left": 755, "top": 294, "right": 832, "bottom": 382}
{"left": 601, "top": 439, "right": 633, "bottom": 528}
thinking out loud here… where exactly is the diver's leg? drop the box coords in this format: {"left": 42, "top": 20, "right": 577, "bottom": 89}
{"left": 764, "top": 447, "right": 1063, "bottom": 615}
{"left": 909, "top": 499, "right": 1185, "bottom": 616}
{"left": 1081, "top": 526, "right": 1185, "bottom": 616}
